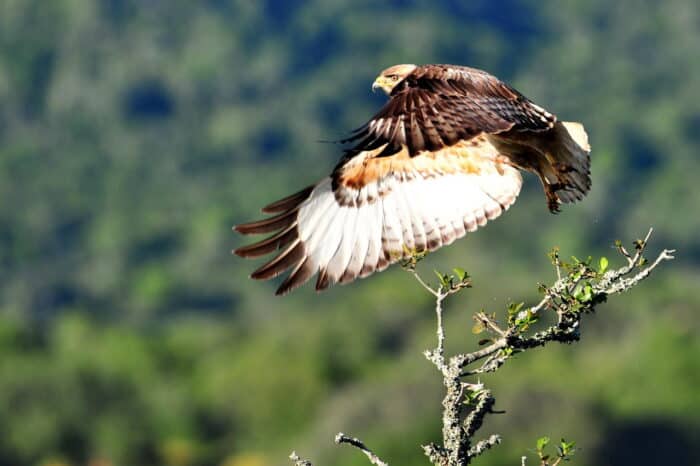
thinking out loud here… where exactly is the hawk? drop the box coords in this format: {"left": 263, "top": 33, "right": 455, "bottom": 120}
{"left": 235, "top": 64, "right": 591, "bottom": 295}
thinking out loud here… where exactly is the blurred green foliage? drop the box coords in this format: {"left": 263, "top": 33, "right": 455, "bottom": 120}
{"left": 0, "top": 0, "right": 698, "bottom": 465}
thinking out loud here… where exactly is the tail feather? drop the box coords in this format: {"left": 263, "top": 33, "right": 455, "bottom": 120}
{"left": 562, "top": 121, "right": 590, "bottom": 152}
{"left": 542, "top": 121, "right": 591, "bottom": 212}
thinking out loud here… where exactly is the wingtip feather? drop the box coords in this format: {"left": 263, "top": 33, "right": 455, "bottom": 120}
{"left": 262, "top": 186, "right": 314, "bottom": 213}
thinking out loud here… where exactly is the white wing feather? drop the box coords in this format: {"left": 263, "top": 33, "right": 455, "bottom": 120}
{"left": 237, "top": 142, "right": 524, "bottom": 294}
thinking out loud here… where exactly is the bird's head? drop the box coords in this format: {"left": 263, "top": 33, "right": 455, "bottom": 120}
{"left": 372, "top": 64, "right": 417, "bottom": 95}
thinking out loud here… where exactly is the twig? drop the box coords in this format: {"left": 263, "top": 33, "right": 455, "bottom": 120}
{"left": 335, "top": 433, "right": 389, "bottom": 466}
{"left": 474, "top": 311, "right": 507, "bottom": 337}
{"left": 409, "top": 268, "right": 439, "bottom": 297}
{"left": 467, "top": 434, "right": 501, "bottom": 459}
{"left": 602, "top": 248, "right": 675, "bottom": 294}
{"left": 456, "top": 339, "right": 508, "bottom": 370}
{"left": 618, "top": 228, "right": 653, "bottom": 267}
{"left": 289, "top": 451, "right": 313, "bottom": 466}
{"left": 424, "top": 288, "right": 449, "bottom": 371}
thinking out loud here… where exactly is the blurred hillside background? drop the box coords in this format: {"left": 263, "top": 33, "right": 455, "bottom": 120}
{"left": 0, "top": 0, "right": 699, "bottom": 465}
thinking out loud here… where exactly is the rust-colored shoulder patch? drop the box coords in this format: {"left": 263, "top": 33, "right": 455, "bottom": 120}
{"left": 335, "top": 136, "right": 508, "bottom": 192}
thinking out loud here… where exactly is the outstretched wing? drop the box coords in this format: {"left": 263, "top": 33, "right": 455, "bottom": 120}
{"left": 235, "top": 136, "right": 522, "bottom": 295}
{"left": 340, "top": 65, "right": 556, "bottom": 158}
{"left": 233, "top": 65, "right": 586, "bottom": 294}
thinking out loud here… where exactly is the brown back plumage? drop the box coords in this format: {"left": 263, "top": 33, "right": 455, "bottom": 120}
{"left": 340, "top": 65, "right": 556, "bottom": 158}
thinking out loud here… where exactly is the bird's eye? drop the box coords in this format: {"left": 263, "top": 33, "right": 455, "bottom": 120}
{"left": 390, "top": 75, "right": 399, "bottom": 81}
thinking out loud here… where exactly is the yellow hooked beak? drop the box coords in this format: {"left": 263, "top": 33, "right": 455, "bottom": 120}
{"left": 372, "top": 76, "right": 392, "bottom": 95}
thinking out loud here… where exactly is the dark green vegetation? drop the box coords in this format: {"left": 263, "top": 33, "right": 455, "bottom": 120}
{"left": 0, "top": 1, "right": 698, "bottom": 465}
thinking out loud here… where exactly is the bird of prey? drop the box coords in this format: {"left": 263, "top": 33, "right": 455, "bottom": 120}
{"left": 235, "top": 64, "right": 591, "bottom": 295}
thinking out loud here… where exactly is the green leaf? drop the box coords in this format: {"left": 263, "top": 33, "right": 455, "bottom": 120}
{"left": 560, "top": 438, "right": 575, "bottom": 453}
{"left": 536, "top": 436, "right": 550, "bottom": 453}
{"left": 507, "top": 302, "right": 525, "bottom": 316}
{"left": 556, "top": 438, "right": 576, "bottom": 459}
{"left": 453, "top": 267, "right": 467, "bottom": 281}
{"left": 574, "top": 282, "right": 593, "bottom": 303}
{"left": 599, "top": 256, "right": 608, "bottom": 273}
{"left": 582, "top": 283, "right": 593, "bottom": 302}
{"left": 463, "top": 387, "right": 485, "bottom": 405}
{"left": 434, "top": 270, "right": 449, "bottom": 287}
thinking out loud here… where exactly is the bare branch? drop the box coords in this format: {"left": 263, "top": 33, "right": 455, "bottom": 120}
{"left": 289, "top": 451, "right": 313, "bottom": 466}
{"left": 335, "top": 433, "right": 389, "bottom": 466}
{"left": 474, "top": 311, "right": 507, "bottom": 337}
{"left": 455, "top": 339, "right": 507, "bottom": 370}
{"left": 467, "top": 434, "right": 501, "bottom": 459}
{"left": 602, "top": 248, "right": 675, "bottom": 294}
{"left": 409, "top": 267, "right": 440, "bottom": 297}
{"left": 425, "top": 289, "right": 448, "bottom": 371}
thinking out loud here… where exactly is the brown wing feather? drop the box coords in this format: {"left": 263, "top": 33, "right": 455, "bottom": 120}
{"left": 234, "top": 224, "right": 298, "bottom": 258}
{"left": 261, "top": 186, "right": 314, "bottom": 213}
{"left": 234, "top": 209, "right": 298, "bottom": 235}
{"left": 340, "top": 65, "right": 556, "bottom": 161}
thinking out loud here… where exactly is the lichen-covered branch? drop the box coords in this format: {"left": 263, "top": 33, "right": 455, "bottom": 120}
{"left": 335, "top": 433, "right": 389, "bottom": 466}
{"left": 289, "top": 231, "right": 674, "bottom": 466}
{"left": 289, "top": 451, "right": 313, "bottom": 466}
{"left": 412, "top": 230, "right": 673, "bottom": 466}
{"left": 288, "top": 433, "right": 389, "bottom": 466}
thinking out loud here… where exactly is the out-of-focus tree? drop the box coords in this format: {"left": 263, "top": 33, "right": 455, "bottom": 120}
{"left": 0, "top": 1, "right": 697, "bottom": 465}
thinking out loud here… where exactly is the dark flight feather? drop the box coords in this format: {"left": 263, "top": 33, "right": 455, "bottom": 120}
{"left": 341, "top": 65, "right": 556, "bottom": 161}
